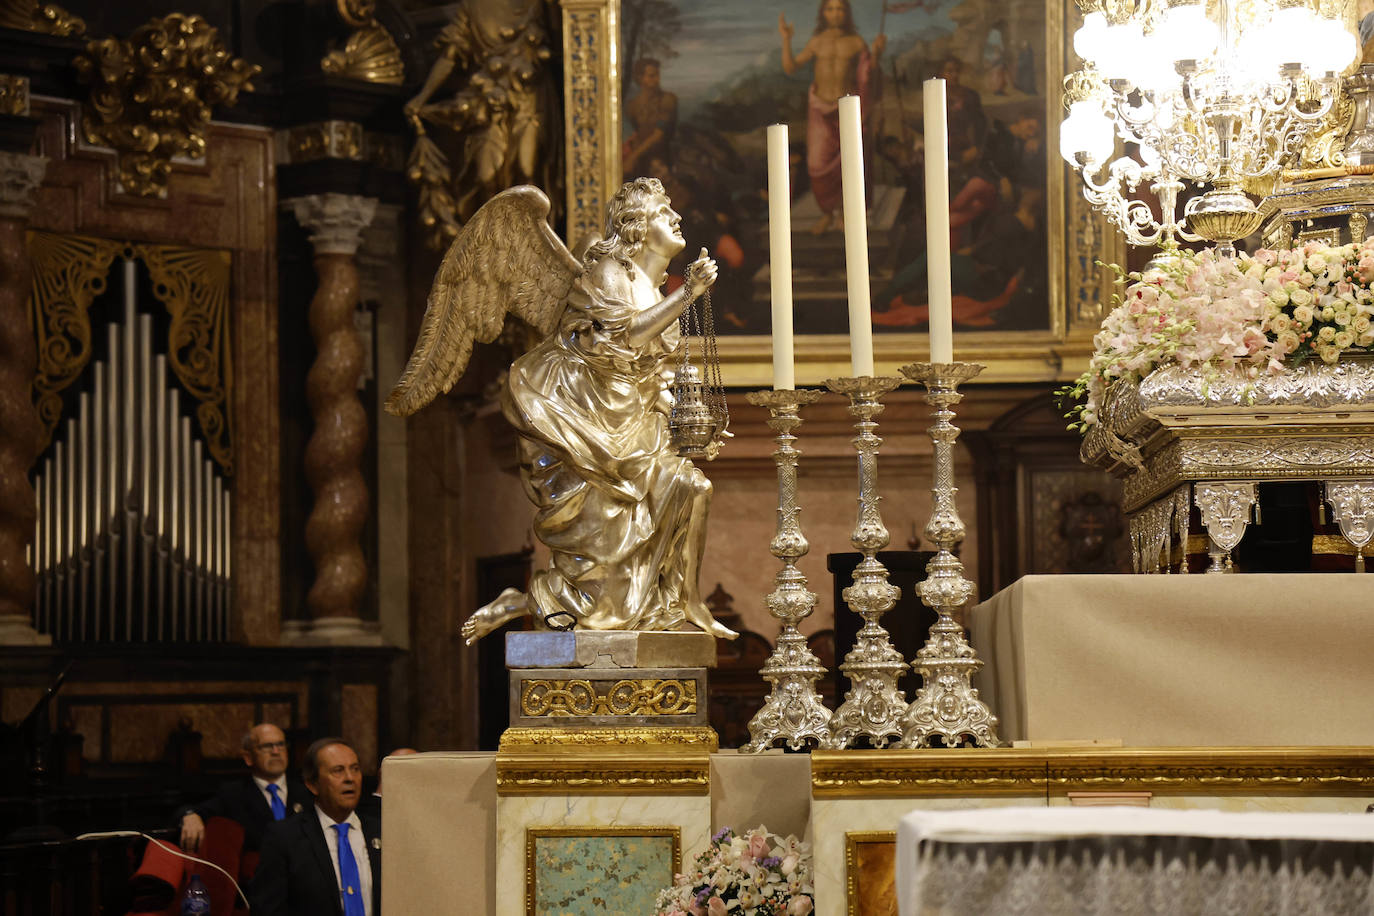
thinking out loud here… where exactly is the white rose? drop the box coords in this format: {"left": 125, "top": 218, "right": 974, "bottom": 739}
{"left": 1277, "top": 330, "right": 1301, "bottom": 353}
{"left": 1270, "top": 314, "right": 1291, "bottom": 333}
{"left": 1268, "top": 288, "right": 1289, "bottom": 307}
{"left": 1292, "top": 304, "right": 1315, "bottom": 325}
{"left": 1336, "top": 330, "right": 1356, "bottom": 349}
{"left": 1354, "top": 315, "right": 1371, "bottom": 334}
{"left": 1290, "top": 288, "right": 1314, "bottom": 307}
{"left": 1319, "top": 326, "right": 1337, "bottom": 342}
{"left": 1320, "top": 345, "right": 1341, "bottom": 363}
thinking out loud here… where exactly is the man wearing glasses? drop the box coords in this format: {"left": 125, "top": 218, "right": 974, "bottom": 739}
{"left": 178, "top": 723, "right": 308, "bottom": 856}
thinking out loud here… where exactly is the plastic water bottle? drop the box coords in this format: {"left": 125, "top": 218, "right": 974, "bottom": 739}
{"left": 180, "top": 873, "right": 211, "bottom": 915}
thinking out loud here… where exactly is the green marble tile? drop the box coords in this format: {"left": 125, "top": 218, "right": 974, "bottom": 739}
{"left": 530, "top": 830, "right": 678, "bottom": 916}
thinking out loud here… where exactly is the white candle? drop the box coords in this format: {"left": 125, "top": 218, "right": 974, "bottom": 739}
{"left": 923, "top": 79, "right": 954, "bottom": 364}
{"left": 767, "top": 124, "right": 795, "bottom": 390}
{"left": 838, "top": 95, "right": 875, "bottom": 378}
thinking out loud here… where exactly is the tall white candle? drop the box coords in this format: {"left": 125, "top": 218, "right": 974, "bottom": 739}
{"left": 923, "top": 79, "right": 954, "bottom": 364}
{"left": 767, "top": 124, "right": 795, "bottom": 390}
{"left": 838, "top": 94, "right": 875, "bottom": 378}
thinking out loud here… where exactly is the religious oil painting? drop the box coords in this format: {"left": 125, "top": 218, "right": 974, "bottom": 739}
{"left": 525, "top": 826, "right": 681, "bottom": 916}
{"left": 845, "top": 831, "right": 898, "bottom": 916}
{"left": 620, "top": 0, "right": 1057, "bottom": 346}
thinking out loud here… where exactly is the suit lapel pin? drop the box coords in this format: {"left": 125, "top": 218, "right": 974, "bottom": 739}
{"left": 371, "top": 837, "right": 381, "bottom": 850}
{"left": 292, "top": 802, "right": 303, "bottom": 813}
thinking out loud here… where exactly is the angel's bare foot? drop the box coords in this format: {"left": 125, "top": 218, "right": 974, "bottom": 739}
{"left": 462, "top": 587, "right": 530, "bottom": 645}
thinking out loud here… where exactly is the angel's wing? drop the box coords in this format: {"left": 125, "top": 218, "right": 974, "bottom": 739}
{"left": 385, "top": 185, "right": 582, "bottom": 417}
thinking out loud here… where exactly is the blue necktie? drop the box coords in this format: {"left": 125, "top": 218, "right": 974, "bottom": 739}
{"left": 333, "top": 822, "right": 367, "bottom": 916}
{"left": 266, "top": 783, "right": 286, "bottom": 820}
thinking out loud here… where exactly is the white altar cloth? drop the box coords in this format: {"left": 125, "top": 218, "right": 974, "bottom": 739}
{"left": 969, "top": 574, "right": 1374, "bottom": 746}
{"left": 897, "top": 807, "right": 1374, "bottom": 915}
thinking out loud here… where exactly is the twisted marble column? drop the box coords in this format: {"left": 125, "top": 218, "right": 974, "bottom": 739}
{"left": 287, "top": 193, "right": 381, "bottom": 644}
{"left": 0, "top": 152, "right": 49, "bottom": 645}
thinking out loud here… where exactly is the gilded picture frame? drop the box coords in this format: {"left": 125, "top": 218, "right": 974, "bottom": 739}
{"left": 560, "top": 0, "right": 1120, "bottom": 386}
{"left": 525, "top": 825, "right": 682, "bottom": 916}
{"left": 846, "top": 830, "right": 899, "bottom": 916}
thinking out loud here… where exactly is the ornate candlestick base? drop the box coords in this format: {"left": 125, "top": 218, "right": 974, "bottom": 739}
{"left": 822, "top": 376, "right": 910, "bottom": 750}
{"left": 740, "top": 389, "right": 832, "bottom": 753}
{"left": 898, "top": 362, "right": 1000, "bottom": 749}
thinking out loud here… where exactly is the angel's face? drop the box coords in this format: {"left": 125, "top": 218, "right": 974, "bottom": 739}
{"left": 643, "top": 197, "right": 686, "bottom": 259}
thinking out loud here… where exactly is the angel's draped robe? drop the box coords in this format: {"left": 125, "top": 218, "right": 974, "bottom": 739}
{"left": 502, "top": 279, "right": 722, "bottom": 633}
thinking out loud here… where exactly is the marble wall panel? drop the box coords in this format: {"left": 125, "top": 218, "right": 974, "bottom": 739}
{"left": 341, "top": 682, "right": 379, "bottom": 771}
{"left": 107, "top": 702, "right": 256, "bottom": 762}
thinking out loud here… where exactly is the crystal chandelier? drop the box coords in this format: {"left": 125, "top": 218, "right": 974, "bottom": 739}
{"left": 1060, "top": 0, "right": 1358, "bottom": 254}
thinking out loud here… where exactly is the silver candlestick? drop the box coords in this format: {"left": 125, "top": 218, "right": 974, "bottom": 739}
{"left": 740, "top": 389, "right": 832, "bottom": 753}
{"left": 898, "top": 362, "right": 1000, "bottom": 749}
{"left": 823, "top": 375, "right": 910, "bottom": 749}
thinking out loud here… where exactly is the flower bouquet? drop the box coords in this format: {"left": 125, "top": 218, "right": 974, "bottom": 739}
{"left": 1061, "top": 239, "right": 1374, "bottom": 432}
{"left": 653, "top": 826, "right": 814, "bottom": 916}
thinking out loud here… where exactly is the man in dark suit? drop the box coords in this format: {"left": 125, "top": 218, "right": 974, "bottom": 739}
{"left": 250, "top": 737, "right": 381, "bottom": 916}
{"left": 179, "top": 723, "right": 308, "bottom": 854}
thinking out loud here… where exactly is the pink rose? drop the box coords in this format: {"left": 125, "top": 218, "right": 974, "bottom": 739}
{"left": 708, "top": 897, "right": 728, "bottom": 916}
{"left": 788, "top": 897, "right": 814, "bottom": 915}
{"left": 749, "top": 834, "right": 770, "bottom": 860}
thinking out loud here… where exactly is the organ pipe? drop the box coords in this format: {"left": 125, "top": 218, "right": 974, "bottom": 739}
{"left": 32, "top": 269, "right": 232, "bottom": 643}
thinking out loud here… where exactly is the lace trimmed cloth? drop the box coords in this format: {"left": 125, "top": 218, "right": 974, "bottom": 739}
{"left": 897, "top": 807, "right": 1374, "bottom": 915}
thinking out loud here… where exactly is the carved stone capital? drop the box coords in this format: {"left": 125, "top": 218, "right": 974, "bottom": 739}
{"left": 288, "top": 193, "right": 378, "bottom": 256}
{"left": 0, "top": 152, "right": 47, "bottom": 219}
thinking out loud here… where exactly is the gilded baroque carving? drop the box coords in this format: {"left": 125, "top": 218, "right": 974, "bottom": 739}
{"left": 0, "top": 0, "right": 84, "bottom": 36}
{"left": 810, "top": 748, "right": 1374, "bottom": 797}
{"left": 73, "top": 14, "right": 259, "bottom": 198}
{"left": 499, "top": 726, "right": 718, "bottom": 749}
{"left": 561, "top": 0, "right": 619, "bottom": 246}
{"left": 27, "top": 232, "right": 123, "bottom": 444}
{"left": 0, "top": 75, "right": 30, "bottom": 117}
{"left": 496, "top": 725, "right": 714, "bottom": 794}
{"left": 405, "top": 0, "right": 558, "bottom": 248}
{"left": 26, "top": 232, "right": 237, "bottom": 470}
{"left": 284, "top": 121, "right": 366, "bottom": 163}
{"left": 519, "top": 677, "right": 698, "bottom": 717}
{"left": 323, "top": 28, "right": 404, "bottom": 85}
{"left": 138, "top": 245, "right": 234, "bottom": 472}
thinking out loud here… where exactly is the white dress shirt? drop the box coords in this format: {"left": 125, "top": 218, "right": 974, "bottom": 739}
{"left": 315, "top": 805, "right": 373, "bottom": 916}
{"left": 253, "top": 774, "right": 290, "bottom": 814}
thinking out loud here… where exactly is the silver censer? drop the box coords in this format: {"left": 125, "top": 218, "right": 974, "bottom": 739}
{"left": 740, "top": 389, "right": 833, "bottom": 752}
{"left": 823, "top": 375, "right": 910, "bottom": 749}
{"left": 899, "top": 362, "right": 1000, "bottom": 748}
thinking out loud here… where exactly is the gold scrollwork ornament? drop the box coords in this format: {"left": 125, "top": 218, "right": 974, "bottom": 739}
{"left": 73, "top": 14, "right": 259, "bottom": 198}
{"left": 27, "top": 232, "right": 123, "bottom": 444}
{"left": 322, "top": 26, "right": 404, "bottom": 85}
{"left": 0, "top": 0, "right": 84, "bottom": 36}
{"left": 520, "top": 678, "right": 697, "bottom": 717}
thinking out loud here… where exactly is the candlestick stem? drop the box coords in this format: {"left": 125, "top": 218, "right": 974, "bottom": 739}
{"left": 822, "top": 375, "right": 909, "bottom": 749}
{"left": 898, "top": 361, "right": 1000, "bottom": 748}
{"left": 740, "top": 389, "right": 831, "bottom": 753}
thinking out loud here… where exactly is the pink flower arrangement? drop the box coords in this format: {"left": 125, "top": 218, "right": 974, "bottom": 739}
{"left": 1063, "top": 240, "right": 1374, "bottom": 431}
{"left": 654, "top": 826, "right": 813, "bottom": 916}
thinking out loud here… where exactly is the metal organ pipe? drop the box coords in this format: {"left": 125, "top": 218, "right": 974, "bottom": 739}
{"left": 32, "top": 262, "right": 233, "bottom": 644}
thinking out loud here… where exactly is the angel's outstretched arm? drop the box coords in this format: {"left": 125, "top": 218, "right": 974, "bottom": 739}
{"left": 624, "top": 249, "right": 718, "bottom": 348}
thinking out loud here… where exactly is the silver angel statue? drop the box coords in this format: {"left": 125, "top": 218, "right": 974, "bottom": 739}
{"left": 387, "top": 179, "right": 737, "bottom": 644}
